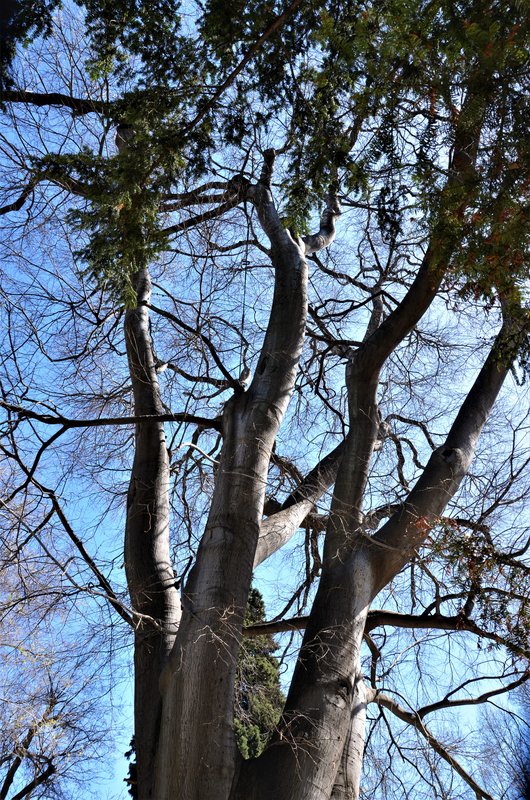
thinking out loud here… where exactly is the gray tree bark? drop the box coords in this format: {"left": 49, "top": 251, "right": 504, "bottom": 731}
{"left": 330, "top": 671, "right": 368, "bottom": 800}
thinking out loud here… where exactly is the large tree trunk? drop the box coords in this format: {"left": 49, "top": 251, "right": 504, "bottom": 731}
{"left": 124, "top": 269, "right": 181, "bottom": 799}
{"left": 153, "top": 176, "right": 310, "bottom": 800}
{"left": 151, "top": 165, "right": 340, "bottom": 800}
{"left": 125, "top": 77, "right": 503, "bottom": 796}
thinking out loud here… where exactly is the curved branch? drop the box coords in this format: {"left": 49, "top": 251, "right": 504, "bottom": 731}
{"left": 302, "top": 193, "right": 342, "bottom": 255}
{"left": 0, "top": 183, "right": 35, "bottom": 215}
{"left": 0, "top": 168, "right": 88, "bottom": 218}
{"left": 255, "top": 441, "right": 344, "bottom": 566}
{"left": 417, "top": 670, "right": 530, "bottom": 719}
{"left": 365, "top": 608, "right": 530, "bottom": 660}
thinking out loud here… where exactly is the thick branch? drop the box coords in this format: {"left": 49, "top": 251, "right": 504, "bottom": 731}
{"left": 0, "top": 183, "right": 35, "bottom": 215}
{"left": 155, "top": 163, "right": 312, "bottom": 800}
{"left": 243, "top": 615, "right": 307, "bottom": 638}
{"left": 255, "top": 441, "right": 344, "bottom": 566}
{"left": 0, "top": 400, "right": 221, "bottom": 432}
{"left": 9, "top": 762, "right": 56, "bottom": 800}
{"left": 372, "top": 318, "right": 515, "bottom": 591}
{"left": 244, "top": 607, "right": 530, "bottom": 662}
{"left": 162, "top": 194, "right": 242, "bottom": 235}
{"left": 1, "top": 88, "right": 109, "bottom": 114}
{"left": 302, "top": 193, "right": 342, "bottom": 255}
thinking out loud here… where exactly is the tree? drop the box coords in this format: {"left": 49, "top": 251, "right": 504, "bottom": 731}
{"left": 234, "top": 588, "right": 285, "bottom": 760}
{"left": 0, "top": 1, "right": 529, "bottom": 799}
{"left": 0, "top": 484, "right": 120, "bottom": 798}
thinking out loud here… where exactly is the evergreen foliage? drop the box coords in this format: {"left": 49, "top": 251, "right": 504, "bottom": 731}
{"left": 3, "top": 0, "right": 528, "bottom": 313}
{"left": 234, "top": 589, "right": 285, "bottom": 760}
{"left": 0, "top": 0, "right": 60, "bottom": 91}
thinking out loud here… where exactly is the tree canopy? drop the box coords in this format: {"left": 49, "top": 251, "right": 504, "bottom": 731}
{"left": 0, "top": 1, "right": 529, "bottom": 799}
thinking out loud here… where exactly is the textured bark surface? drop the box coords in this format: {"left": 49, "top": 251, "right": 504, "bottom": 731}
{"left": 330, "top": 673, "right": 367, "bottom": 800}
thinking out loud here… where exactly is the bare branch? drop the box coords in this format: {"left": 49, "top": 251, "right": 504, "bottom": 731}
{"left": 1, "top": 400, "right": 222, "bottom": 432}
{"left": 1, "top": 88, "right": 109, "bottom": 115}
{"left": 372, "top": 318, "right": 517, "bottom": 590}
{"left": 370, "top": 689, "right": 495, "bottom": 800}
